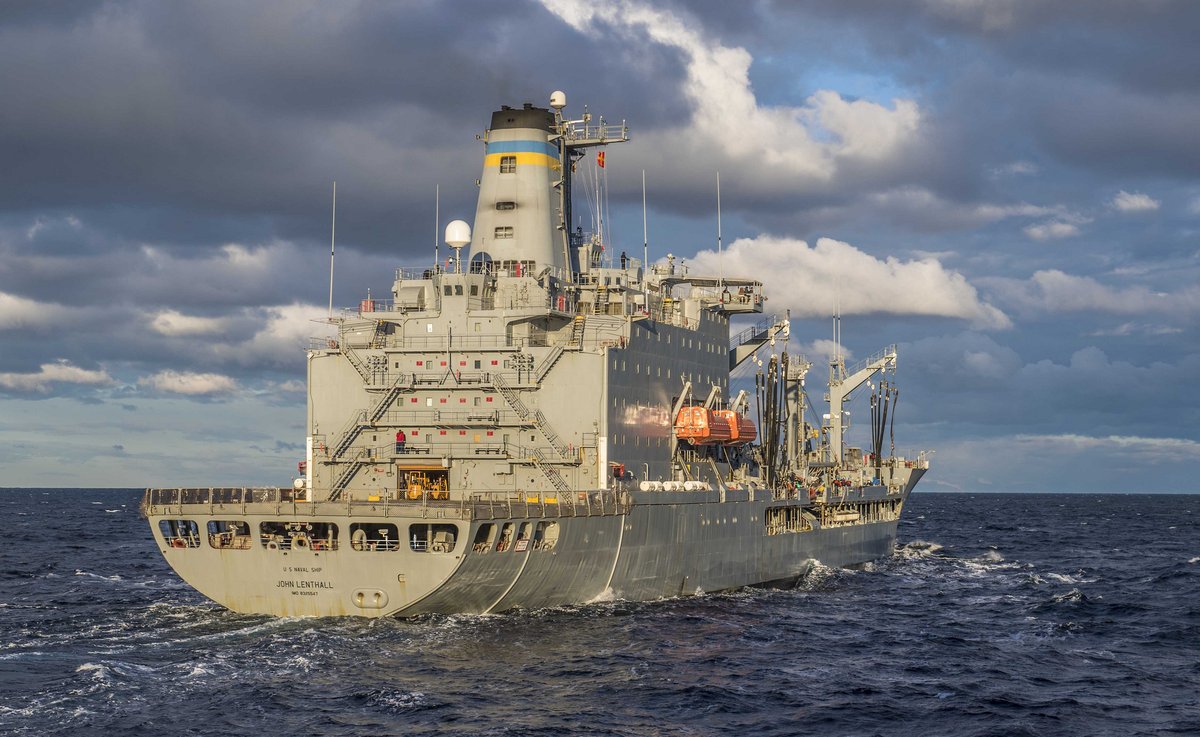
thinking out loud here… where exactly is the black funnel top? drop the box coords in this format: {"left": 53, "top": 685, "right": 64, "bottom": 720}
{"left": 491, "top": 104, "right": 554, "bottom": 132}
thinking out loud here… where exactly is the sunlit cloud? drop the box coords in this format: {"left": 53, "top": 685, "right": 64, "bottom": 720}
{"left": 1111, "top": 190, "right": 1160, "bottom": 213}
{"left": 138, "top": 370, "right": 238, "bottom": 396}
{"left": 0, "top": 360, "right": 114, "bottom": 392}
{"left": 688, "top": 235, "right": 1010, "bottom": 329}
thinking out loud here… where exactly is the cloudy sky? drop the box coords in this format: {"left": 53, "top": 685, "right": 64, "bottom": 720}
{"left": 2, "top": 0, "right": 1197, "bottom": 492}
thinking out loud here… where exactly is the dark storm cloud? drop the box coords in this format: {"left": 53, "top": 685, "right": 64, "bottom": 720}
{"left": 766, "top": 0, "right": 1200, "bottom": 175}
{"left": 0, "top": 0, "right": 690, "bottom": 255}
{"left": 1, "top": 0, "right": 1197, "bottom": 490}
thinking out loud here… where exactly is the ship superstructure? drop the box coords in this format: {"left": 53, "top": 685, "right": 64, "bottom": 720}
{"left": 143, "top": 93, "right": 928, "bottom": 617}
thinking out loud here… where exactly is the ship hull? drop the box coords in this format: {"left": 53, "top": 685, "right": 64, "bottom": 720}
{"left": 144, "top": 479, "right": 918, "bottom": 618}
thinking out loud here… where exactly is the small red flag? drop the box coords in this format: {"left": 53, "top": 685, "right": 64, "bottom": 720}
{"left": 597, "top": 151, "right": 605, "bottom": 168}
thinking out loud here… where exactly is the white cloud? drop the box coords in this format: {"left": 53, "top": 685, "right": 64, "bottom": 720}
{"left": 863, "top": 187, "right": 1067, "bottom": 231}
{"left": 1111, "top": 190, "right": 1160, "bottom": 213}
{"left": 984, "top": 269, "right": 1200, "bottom": 316}
{"left": 239, "top": 303, "right": 333, "bottom": 364}
{"left": 687, "top": 235, "right": 1011, "bottom": 328}
{"left": 542, "top": 0, "right": 922, "bottom": 184}
{"left": 0, "top": 292, "right": 74, "bottom": 330}
{"left": 138, "top": 370, "right": 237, "bottom": 396}
{"left": 0, "top": 360, "right": 114, "bottom": 392}
{"left": 150, "top": 309, "right": 229, "bottom": 336}
{"left": 1011, "top": 434, "right": 1200, "bottom": 463}
{"left": 1023, "top": 221, "right": 1080, "bottom": 240}
{"left": 990, "top": 160, "right": 1038, "bottom": 177}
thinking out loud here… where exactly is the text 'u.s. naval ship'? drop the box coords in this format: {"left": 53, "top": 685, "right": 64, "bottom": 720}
{"left": 142, "top": 92, "right": 929, "bottom": 617}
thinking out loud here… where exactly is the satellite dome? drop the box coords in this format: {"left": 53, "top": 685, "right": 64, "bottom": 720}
{"left": 444, "top": 220, "right": 471, "bottom": 248}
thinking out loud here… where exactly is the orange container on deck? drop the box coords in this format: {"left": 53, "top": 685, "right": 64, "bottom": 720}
{"left": 674, "top": 406, "right": 732, "bottom": 444}
{"left": 714, "top": 410, "right": 757, "bottom": 445}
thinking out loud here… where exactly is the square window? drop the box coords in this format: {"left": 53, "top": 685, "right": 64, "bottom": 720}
{"left": 499, "top": 155, "right": 516, "bottom": 173}
{"left": 494, "top": 226, "right": 514, "bottom": 239}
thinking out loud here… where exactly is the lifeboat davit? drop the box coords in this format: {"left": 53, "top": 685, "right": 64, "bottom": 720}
{"left": 674, "top": 407, "right": 756, "bottom": 446}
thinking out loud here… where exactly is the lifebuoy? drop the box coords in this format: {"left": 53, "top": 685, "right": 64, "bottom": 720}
{"left": 267, "top": 541, "right": 280, "bottom": 550}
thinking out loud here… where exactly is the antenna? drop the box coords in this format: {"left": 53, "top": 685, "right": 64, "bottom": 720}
{"left": 434, "top": 184, "right": 440, "bottom": 272}
{"left": 328, "top": 181, "right": 336, "bottom": 318}
{"left": 716, "top": 171, "right": 722, "bottom": 257}
{"left": 641, "top": 169, "right": 648, "bottom": 276}
{"left": 716, "top": 171, "right": 723, "bottom": 286}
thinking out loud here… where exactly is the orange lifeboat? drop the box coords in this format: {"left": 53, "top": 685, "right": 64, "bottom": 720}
{"left": 714, "top": 410, "right": 757, "bottom": 445}
{"left": 674, "top": 406, "right": 732, "bottom": 444}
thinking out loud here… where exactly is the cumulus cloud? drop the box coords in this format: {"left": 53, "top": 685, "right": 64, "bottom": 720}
{"left": 150, "top": 309, "right": 230, "bottom": 336}
{"left": 542, "top": 0, "right": 922, "bottom": 186}
{"left": 1111, "top": 190, "right": 1160, "bottom": 213}
{"left": 687, "top": 235, "right": 1010, "bottom": 328}
{"left": 138, "top": 370, "right": 238, "bottom": 396}
{"left": 0, "top": 360, "right": 114, "bottom": 392}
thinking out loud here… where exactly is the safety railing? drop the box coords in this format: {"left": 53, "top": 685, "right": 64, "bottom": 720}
{"left": 142, "top": 486, "right": 631, "bottom": 521}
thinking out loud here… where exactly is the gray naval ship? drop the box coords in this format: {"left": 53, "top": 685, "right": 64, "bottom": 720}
{"left": 143, "top": 92, "right": 928, "bottom": 617}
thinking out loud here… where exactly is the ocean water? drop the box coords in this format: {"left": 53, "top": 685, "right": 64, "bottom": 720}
{"left": 0, "top": 490, "right": 1196, "bottom": 737}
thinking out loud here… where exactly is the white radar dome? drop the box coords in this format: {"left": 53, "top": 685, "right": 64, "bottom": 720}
{"left": 550, "top": 90, "right": 567, "bottom": 110}
{"left": 444, "top": 220, "right": 471, "bottom": 249}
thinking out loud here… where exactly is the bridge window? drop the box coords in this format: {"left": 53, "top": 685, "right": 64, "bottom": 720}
{"left": 494, "top": 226, "right": 514, "bottom": 239}
{"left": 496, "top": 201, "right": 516, "bottom": 210}
{"left": 499, "top": 156, "right": 516, "bottom": 174}
{"left": 159, "top": 519, "right": 200, "bottom": 548}
{"left": 207, "top": 520, "right": 252, "bottom": 549}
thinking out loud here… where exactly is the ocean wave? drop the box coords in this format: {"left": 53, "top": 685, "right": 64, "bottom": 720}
{"left": 74, "top": 570, "right": 123, "bottom": 582}
{"left": 895, "top": 539, "right": 944, "bottom": 557}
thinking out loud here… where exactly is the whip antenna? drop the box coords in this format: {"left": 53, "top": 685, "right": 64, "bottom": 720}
{"left": 642, "top": 169, "right": 648, "bottom": 276}
{"left": 327, "top": 181, "right": 336, "bottom": 318}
